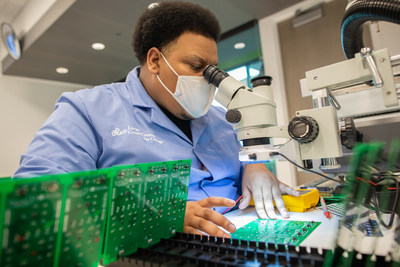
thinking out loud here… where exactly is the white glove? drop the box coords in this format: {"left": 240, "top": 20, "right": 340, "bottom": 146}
{"left": 239, "top": 163, "right": 300, "bottom": 219}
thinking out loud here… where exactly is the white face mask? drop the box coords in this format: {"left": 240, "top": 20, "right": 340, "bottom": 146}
{"left": 156, "top": 52, "right": 216, "bottom": 118}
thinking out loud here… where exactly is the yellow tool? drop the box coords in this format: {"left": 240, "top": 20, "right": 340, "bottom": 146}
{"left": 249, "top": 189, "right": 319, "bottom": 212}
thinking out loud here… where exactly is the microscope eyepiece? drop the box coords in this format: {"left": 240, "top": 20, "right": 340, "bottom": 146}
{"left": 250, "top": 76, "right": 273, "bottom": 87}
{"left": 203, "top": 65, "right": 229, "bottom": 87}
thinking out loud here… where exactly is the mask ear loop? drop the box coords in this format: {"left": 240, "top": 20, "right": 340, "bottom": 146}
{"left": 156, "top": 73, "right": 174, "bottom": 95}
{"left": 155, "top": 50, "right": 179, "bottom": 96}
{"left": 159, "top": 52, "right": 179, "bottom": 77}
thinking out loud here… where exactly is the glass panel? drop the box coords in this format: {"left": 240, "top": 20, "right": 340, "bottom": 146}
{"left": 227, "top": 66, "right": 248, "bottom": 84}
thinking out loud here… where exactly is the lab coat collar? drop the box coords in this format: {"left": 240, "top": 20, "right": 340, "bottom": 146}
{"left": 126, "top": 66, "right": 155, "bottom": 109}
{"left": 125, "top": 66, "right": 211, "bottom": 145}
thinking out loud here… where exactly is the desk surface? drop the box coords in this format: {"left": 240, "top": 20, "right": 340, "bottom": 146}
{"left": 224, "top": 206, "right": 340, "bottom": 249}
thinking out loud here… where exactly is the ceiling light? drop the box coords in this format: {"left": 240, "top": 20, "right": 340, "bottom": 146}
{"left": 92, "top": 42, "right": 105, "bottom": 50}
{"left": 56, "top": 67, "right": 68, "bottom": 74}
{"left": 148, "top": 3, "right": 159, "bottom": 9}
{"left": 234, "top": 42, "right": 246, "bottom": 49}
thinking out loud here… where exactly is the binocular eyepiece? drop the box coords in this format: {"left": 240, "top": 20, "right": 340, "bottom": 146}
{"left": 203, "top": 65, "right": 229, "bottom": 87}
{"left": 204, "top": 65, "right": 272, "bottom": 88}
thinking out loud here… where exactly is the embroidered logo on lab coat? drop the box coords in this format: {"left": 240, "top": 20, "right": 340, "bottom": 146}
{"left": 111, "top": 126, "right": 163, "bottom": 144}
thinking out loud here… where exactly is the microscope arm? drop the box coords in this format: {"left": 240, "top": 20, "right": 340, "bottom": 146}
{"left": 304, "top": 48, "right": 399, "bottom": 107}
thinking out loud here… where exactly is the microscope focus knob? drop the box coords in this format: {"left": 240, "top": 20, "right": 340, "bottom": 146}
{"left": 288, "top": 116, "right": 319, "bottom": 143}
{"left": 340, "top": 117, "right": 363, "bottom": 149}
{"left": 226, "top": 109, "right": 242, "bottom": 124}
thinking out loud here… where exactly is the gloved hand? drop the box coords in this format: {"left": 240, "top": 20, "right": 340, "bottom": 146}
{"left": 239, "top": 163, "right": 300, "bottom": 219}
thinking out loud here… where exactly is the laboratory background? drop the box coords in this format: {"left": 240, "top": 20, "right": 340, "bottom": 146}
{"left": 0, "top": 0, "right": 400, "bottom": 266}
{"left": 0, "top": 0, "right": 399, "bottom": 184}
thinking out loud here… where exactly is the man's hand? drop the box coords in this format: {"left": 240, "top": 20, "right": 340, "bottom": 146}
{"left": 239, "top": 163, "right": 300, "bottom": 219}
{"left": 184, "top": 197, "right": 237, "bottom": 238}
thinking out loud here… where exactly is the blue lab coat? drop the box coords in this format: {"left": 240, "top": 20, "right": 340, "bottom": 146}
{"left": 14, "top": 67, "right": 243, "bottom": 212}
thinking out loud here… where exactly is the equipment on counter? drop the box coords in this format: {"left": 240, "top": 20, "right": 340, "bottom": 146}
{"left": 106, "top": 142, "right": 399, "bottom": 267}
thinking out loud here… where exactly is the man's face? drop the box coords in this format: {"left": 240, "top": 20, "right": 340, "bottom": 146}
{"left": 156, "top": 31, "right": 218, "bottom": 119}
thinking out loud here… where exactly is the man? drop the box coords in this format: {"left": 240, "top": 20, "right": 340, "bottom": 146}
{"left": 14, "top": 1, "right": 299, "bottom": 238}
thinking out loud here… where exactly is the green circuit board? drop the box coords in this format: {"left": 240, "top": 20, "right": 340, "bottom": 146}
{"left": 59, "top": 171, "right": 110, "bottom": 267}
{"left": 0, "top": 159, "right": 191, "bottom": 267}
{"left": 101, "top": 161, "right": 190, "bottom": 265}
{"left": 0, "top": 177, "right": 65, "bottom": 267}
{"left": 231, "top": 219, "right": 321, "bottom": 246}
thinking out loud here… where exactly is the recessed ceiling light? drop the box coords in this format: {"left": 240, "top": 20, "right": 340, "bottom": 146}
{"left": 234, "top": 42, "right": 246, "bottom": 49}
{"left": 56, "top": 67, "right": 68, "bottom": 74}
{"left": 92, "top": 42, "right": 105, "bottom": 50}
{"left": 148, "top": 2, "right": 159, "bottom": 9}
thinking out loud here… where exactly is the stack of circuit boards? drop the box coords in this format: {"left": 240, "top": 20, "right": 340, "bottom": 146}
{"left": 0, "top": 159, "right": 191, "bottom": 267}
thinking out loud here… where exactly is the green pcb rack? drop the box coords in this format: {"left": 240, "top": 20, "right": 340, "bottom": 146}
{"left": 323, "top": 141, "right": 400, "bottom": 267}
{"left": 0, "top": 159, "right": 191, "bottom": 267}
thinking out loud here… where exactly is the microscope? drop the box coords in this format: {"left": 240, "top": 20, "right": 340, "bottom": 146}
{"left": 203, "top": 47, "right": 399, "bottom": 173}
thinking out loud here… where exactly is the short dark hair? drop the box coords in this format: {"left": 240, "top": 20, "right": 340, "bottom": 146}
{"left": 132, "top": 1, "right": 221, "bottom": 64}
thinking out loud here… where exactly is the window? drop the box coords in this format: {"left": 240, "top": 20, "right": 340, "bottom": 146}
{"left": 226, "top": 59, "right": 264, "bottom": 87}
{"left": 212, "top": 21, "right": 264, "bottom": 108}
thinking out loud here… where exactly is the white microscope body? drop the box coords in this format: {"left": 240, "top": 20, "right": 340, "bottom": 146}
{"left": 203, "top": 47, "right": 400, "bottom": 172}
